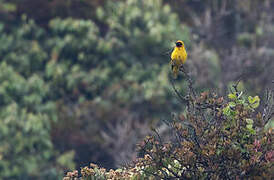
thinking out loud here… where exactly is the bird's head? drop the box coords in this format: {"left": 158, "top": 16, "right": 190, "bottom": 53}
{"left": 175, "top": 40, "right": 184, "bottom": 48}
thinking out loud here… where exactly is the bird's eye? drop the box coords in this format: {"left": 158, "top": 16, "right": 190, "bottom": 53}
{"left": 176, "top": 42, "right": 182, "bottom": 47}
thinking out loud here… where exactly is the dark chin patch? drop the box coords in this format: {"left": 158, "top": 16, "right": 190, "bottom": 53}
{"left": 176, "top": 42, "right": 182, "bottom": 47}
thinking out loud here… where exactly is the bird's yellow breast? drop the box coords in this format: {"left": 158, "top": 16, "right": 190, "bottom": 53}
{"left": 171, "top": 47, "right": 187, "bottom": 65}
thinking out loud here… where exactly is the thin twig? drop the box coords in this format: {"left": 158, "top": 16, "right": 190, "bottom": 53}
{"left": 180, "top": 66, "right": 197, "bottom": 99}
{"left": 151, "top": 128, "right": 163, "bottom": 145}
{"left": 262, "top": 85, "right": 274, "bottom": 124}
{"left": 232, "top": 78, "right": 242, "bottom": 96}
{"left": 170, "top": 75, "right": 187, "bottom": 104}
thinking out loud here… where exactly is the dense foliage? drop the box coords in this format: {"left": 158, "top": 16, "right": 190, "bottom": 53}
{"left": 63, "top": 79, "right": 274, "bottom": 179}
{"left": 0, "top": 0, "right": 273, "bottom": 179}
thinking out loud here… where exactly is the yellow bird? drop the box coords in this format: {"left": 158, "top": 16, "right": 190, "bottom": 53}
{"left": 170, "top": 40, "right": 187, "bottom": 79}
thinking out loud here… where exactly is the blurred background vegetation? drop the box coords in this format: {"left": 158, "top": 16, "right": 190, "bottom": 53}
{"left": 0, "top": 0, "right": 273, "bottom": 179}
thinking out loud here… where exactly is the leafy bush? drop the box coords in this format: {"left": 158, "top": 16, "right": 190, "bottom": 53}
{"left": 63, "top": 77, "right": 273, "bottom": 179}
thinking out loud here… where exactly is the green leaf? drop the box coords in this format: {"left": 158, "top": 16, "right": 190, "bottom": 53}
{"left": 245, "top": 118, "right": 253, "bottom": 124}
{"left": 228, "top": 93, "right": 237, "bottom": 100}
{"left": 246, "top": 124, "right": 253, "bottom": 130}
{"left": 223, "top": 106, "right": 231, "bottom": 116}
{"left": 229, "top": 102, "right": 236, "bottom": 108}
{"left": 246, "top": 123, "right": 256, "bottom": 135}
{"left": 248, "top": 96, "right": 255, "bottom": 103}
{"left": 249, "top": 96, "right": 260, "bottom": 109}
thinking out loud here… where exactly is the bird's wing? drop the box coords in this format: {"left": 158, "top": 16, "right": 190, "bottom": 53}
{"left": 170, "top": 48, "right": 177, "bottom": 60}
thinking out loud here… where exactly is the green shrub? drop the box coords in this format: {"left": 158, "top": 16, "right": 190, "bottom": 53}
{"left": 63, "top": 80, "right": 273, "bottom": 179}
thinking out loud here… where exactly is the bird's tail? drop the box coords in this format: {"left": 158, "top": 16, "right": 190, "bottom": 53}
{"left": 172, "top": 65, "right": 179, "bottom": 79}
